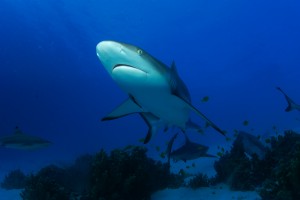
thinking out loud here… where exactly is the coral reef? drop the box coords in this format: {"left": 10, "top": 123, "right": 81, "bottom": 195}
{"left": 214, "top": 130, "right": 300, "bottom": 199}
{"left": 1, "top": 169, "right": 27, "bottom": 189}
{"left": 20, "top": 165, "right": 70, "bottom": 200}
{"left": 64, "top": 154, "right": 93, "bottom": 195}
{"left": 214, "top": 136, "right": 266, "bottom": 190}
{"left": 187, "top": 173, "right": 212, "bottom": 189}
{"left": 20, "top": 156, "right": 94, "bottom": 200}
{"left": 259, "top": 130, "right": 300, "bottom": 200}
{"left": 19, "top": 145, "right": 182, "bottom": 200}
{"left": 89, "top": 146, "right": 181, "bottom": 200}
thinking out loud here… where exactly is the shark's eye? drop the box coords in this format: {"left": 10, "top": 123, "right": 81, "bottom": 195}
{"left": 137, "top": 49, "right": 143, "bottom": 55}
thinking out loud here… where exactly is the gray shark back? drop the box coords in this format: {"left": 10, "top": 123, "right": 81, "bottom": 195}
{"left": 0, "top": 127, "right": 51, "bottom": 150}
{"left": 237, "top": 131, "right": 267, "bottom": 159}
{"left": 170, "top": 133, "right": 216, "bottom": 162}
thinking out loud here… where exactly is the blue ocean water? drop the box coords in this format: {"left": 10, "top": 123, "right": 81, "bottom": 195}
{"left": 0, "top": 0, "right": 300, "bottom": 185}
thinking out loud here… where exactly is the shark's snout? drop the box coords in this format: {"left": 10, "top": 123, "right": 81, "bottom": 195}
{"left": 96, "top": 40, "right": 127, "bottom": 72}
{"left": 96, "top": 41, "right": 109, "bottom": 59}
{"left": 96, "top": 41, "right": 124, "bottom": 57}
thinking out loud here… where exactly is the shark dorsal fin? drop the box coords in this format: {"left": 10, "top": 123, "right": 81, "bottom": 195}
{"left": 169, "top": 61, "right": 192, "bottom": 104}
{"left": 14, "top": 126, "right": 23, "bottom": 135}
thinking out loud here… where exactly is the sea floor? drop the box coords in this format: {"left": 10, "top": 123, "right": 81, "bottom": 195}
{"left": 0, "top": 185, "right": 261, "bottom": 200}
{"left": 151, "top": 184, "right": 261, "bottom": 200}
{"left": 0, "top": 141, "right": 262, "bottom": 200}
{"left": 0, "top": 188, "right": 22, "bottom": 200}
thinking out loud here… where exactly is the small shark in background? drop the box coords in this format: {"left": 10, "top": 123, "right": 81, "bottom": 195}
{"left": 276, "top": 87, "right": 300, "bottom": 112}
{"left": 235, "top": 131, "right": 267, "bottom": 160}
{"left": 0, "top": 127, "right": 51, "bottom": 150}
{"left": 167, "top": 132, "right": 217, "bottom": 163}
{"left": 96, "top": 40, "right": 225, "bottom": 143}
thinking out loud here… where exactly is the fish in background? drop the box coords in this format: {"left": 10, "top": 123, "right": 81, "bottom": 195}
{"left": 276, "top": 87, "right": 300, "bottom": 112}
{"left": 235, "top": 131, "right": 268, "bottom": 160}
{"left": 167, "top": 132, "right": 217, "bottom": 163}
{"left": 96, "top": 40, "right": 225, "bottom": 144}
{"left": 0, "top": 127, "right": 51, "bottom": 150}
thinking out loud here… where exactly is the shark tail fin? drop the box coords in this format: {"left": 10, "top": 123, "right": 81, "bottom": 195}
{"left": 276, "top": 87, "right": 296, "bottom": 112}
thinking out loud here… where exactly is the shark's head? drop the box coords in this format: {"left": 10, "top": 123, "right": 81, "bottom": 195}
{"left": 96, "top": 40, "right": 168, "bottom": 91}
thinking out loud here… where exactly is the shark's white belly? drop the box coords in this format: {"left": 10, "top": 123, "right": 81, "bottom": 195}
{"left": 137, "top": 91, "right": 190, "bottom": 129}
{"left": 111, "top": 63, "right": 190, "bottom": 129}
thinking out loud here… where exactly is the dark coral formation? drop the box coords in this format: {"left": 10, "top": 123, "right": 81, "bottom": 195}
{"left": 65, "top": 154, "right": 93, "bottom": 195}
{"left": 89, "top": 146, "right": 181, "bottom": 200}
{"left": 20, "top": 165, "right": 70, "bottom": 200}
{"left": 1, "top": 169, "right": 27, "bottom": 189}
{"left": 19, "top": 154, "right": 94, "bottom": 200}
{"left": 18, "top": 146, "right": 182, "bottom": 200}
{"left": 214, "top": 130, "right": 300, "bottom": 200}
{"left": 214, "top": 137, "right": 266, "bottom": 190}
{"left": 259, "top": 130, "right": 300, "bottom": 200}
{"left": 187, "top": 173, "right": 212, "bottom": 189}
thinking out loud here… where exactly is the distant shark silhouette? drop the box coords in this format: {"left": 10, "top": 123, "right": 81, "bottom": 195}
{"left": 96, "top": 40, "right": 225, "bottom": 143}
{"left": 276, "top": 87, "right": 300, "bottom": 112}
{"left": 0, "top": 127, "right": 51, "bottom": 150}
{"left": 235, "top": 131, "right": 267, "bottom": 160}
{"left": 167, "top": 132, "right": 216, "bottom": 163}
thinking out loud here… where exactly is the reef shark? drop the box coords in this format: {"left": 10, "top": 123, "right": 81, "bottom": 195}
{"left": 96, "top": 40, "right": 225, "bottom": 143}
{"left": 168, "top": 132, "right": 217, "bottom": 163}
{"left": 235, "top": 131, "right": 267, "bottom": 160}
{"left": 0, "top": 127, "right": 51, "bottom": 150}
{"left": 276, "top": 87, "right": 300, "bottom": 112}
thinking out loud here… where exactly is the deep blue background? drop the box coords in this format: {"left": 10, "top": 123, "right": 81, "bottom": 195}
{"left": 0, "top": 0, "right": 300, "bottom": 171}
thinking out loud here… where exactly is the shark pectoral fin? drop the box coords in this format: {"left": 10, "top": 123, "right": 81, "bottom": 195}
{"left": 140, "top": 113, "right": 160, "bottom": 144}
{"left": 102, "top": 98, "right": 143, "bottom": 121}
{"left": 192, "top": 107, "right": 226, "bottom": 136}
{"left": 175, "top": 95, "right": 226, "bottom": 136}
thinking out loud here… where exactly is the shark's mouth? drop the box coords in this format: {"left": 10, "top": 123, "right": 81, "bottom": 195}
{"left": 113, "top": 64, "right": 147, "bottom": 73}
